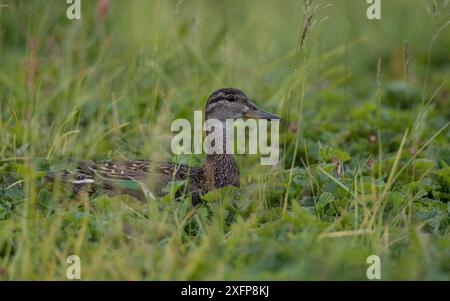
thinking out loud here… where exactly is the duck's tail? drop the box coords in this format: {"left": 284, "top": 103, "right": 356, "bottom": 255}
{"left": 43, "top": 165, "right": 97, "bottom": 194}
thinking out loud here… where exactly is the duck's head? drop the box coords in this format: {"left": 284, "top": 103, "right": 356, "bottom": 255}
{"left": 205, "top": 88, "right": 280, "bottom": 121}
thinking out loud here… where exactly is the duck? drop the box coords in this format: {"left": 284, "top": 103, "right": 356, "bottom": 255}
{"left": 45, "top": 88, "right": 280, "bottom": 204}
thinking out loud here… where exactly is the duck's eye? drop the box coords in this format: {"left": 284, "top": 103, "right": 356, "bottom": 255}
{"left": 226, "top": 95, "right": 237, "bottom": 101}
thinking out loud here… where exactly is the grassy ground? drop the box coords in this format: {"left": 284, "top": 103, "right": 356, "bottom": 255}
{"left": 0, "top": 0, "right": 449, "bottom": 280}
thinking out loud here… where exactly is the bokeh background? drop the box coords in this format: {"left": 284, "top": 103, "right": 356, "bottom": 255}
{"left": 0, "top": 0, "right": 449, "bottom": 280}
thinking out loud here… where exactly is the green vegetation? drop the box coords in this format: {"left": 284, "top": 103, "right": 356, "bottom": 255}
{"left": 0, "top": 0, "right": 449, "bottom": 280}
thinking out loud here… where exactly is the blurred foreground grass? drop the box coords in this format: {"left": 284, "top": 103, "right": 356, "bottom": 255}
{"left": 0, "top": 0, "right": 449, "bottom": 280}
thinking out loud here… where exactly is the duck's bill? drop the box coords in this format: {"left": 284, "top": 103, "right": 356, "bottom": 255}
{"left": 244, "top": 108, "right": 281, "bottom": 120}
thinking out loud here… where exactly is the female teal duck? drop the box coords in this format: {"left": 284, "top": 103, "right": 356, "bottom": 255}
{"left": 45, "top": 88, "right": 280, "bottom": 203}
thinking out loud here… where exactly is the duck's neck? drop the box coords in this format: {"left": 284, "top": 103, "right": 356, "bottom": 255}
{"left": 203, "top": 118, "right": 240, "bottom": 191}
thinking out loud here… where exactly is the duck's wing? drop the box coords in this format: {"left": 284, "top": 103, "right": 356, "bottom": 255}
{"left": 44, "top": 160, "right": 205, "bottom": 201}
{"left": 45, "top": 160, "right": 149, "bottom": 183}
{"left": 77, "top": 160, "right": 151, "bottom": 181}
{"left": 43, "top": 160, "right": 151, "bottom": 197}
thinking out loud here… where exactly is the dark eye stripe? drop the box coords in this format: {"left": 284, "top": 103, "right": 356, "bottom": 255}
{"left": 207, "top": 88, "right": 248, "bottom": 105}
{"left": 208, "top": 93, "right": 237, "bottom": 105}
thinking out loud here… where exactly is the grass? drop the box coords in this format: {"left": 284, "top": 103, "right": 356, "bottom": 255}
{"left": 0, "top": 0, "right": 449, "bottom": 280}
